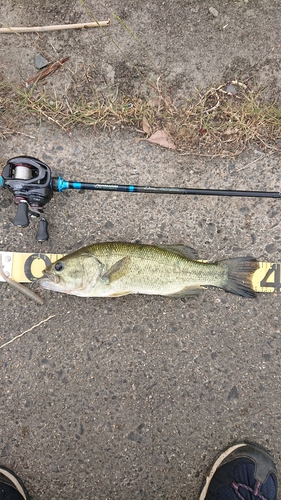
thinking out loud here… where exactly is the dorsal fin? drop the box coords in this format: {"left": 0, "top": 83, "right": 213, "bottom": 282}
{"left": 156, "top": 244, "right": 198, "bottom": 260}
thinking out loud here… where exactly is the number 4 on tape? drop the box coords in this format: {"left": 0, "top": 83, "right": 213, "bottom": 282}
{"left": 260, "top": 264, "right": 281, "bottom": 290}
{"left": 253, "top": 263, "right": 281, "bottom": 293}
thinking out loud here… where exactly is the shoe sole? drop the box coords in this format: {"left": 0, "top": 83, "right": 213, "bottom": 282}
{"left": 199, "top": 442, "right": 248, "bottom": 500}
{"left": 0, "top": 466, "right": 29, "bottom": 500}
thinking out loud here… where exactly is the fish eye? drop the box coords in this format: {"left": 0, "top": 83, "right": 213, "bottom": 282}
{"left": 55, "top": 262, "right": 64, "bottom": 272}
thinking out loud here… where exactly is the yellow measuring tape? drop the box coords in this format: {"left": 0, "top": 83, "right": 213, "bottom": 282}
{"left": 252, "top": 262, "right": 281, "bottom": 293}
{"left": 10, "top": 252, "right": 64, "bottom": 283}
{"left": 1, "top": 252, "right": 280, "bottom": 293}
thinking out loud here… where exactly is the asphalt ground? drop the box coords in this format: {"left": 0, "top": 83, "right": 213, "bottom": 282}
{"left": 1, "top": 130, "right": 281, "bottom": 499}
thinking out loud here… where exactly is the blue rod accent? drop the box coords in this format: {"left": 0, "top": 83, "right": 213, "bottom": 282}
{"left": 56, "top": 177, "right": 69, "bottom": 192}
{"left": 0, "top": 176, "right": 4, "bottom": 188}
{"left": 129, "top": 185, "right": 135, "bottom": 192}
{"left": 72, "top": 182, "right": 82, "bottom": 189}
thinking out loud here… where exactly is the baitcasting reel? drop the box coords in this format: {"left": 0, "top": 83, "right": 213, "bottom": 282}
{"left": 1, "top": 157, "right": 53, "bottom": 241}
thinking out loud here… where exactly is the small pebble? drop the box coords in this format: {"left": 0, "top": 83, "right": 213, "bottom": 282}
{"left": 226, "top": 83, "right": 237, "bottom": 95}
{"left": 209, "top": 7, "right": 218, "bottom": 17}
{"left": 34, "top": 54, "right": 48, "bottom": 70}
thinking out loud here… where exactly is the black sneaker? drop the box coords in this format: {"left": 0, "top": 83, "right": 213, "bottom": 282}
{"left": 199, "top": 442, "right": 277, "bottom": 500}
{"left": 0, "top": 465, "right": 30, "bottom": 500}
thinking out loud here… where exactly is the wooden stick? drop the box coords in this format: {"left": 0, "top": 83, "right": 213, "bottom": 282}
{"left": 26, "top": 56, "right": 69, "bottom": 85}
{"left": 0, "top": 254, "right": 44, "bottom": 305}
{"left": 0, "top": 315, "right": 56, "bottom": 350}
{"left": 0, "top": 20, "right": 110, "bottom": 33}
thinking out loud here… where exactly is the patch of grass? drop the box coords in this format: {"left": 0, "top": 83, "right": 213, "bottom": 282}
{"left": 170, "top": 81, "right": 281, "bottom": 155}
{"left": 1, "top": 74, "right": 280, "bottom": 157}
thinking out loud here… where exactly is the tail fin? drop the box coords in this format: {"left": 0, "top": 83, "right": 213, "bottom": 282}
{"left": 222, "top": 257, "right": 258, "bottom": 298}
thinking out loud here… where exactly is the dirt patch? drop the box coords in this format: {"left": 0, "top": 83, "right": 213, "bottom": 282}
{"left": 1, "top": 0, "right": 280, "bottom": 157}
{"left": 1, "top": 1, "right": 281, "bottom": 94}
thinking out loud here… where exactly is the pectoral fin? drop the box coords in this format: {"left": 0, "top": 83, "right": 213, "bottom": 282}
{"left": 166, "top": 285, "right": 201, "bottom": 298}
{"left": 101, "top": 256, "right": 131, "bottom": 284}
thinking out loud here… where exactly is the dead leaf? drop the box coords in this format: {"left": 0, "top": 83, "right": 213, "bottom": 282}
{"left": 147, "top": 130, "right": 176, "bottom": 149}
{"left": 142, "top": 116, "right": 151, "bottom": 136}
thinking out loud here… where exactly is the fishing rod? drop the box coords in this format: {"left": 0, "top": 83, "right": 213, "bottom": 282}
{"left": 1, "top": 155, "right": 280, "bottom": 241}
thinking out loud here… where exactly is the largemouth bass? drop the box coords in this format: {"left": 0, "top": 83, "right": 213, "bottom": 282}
{"left": 38, "top": 242, "right": 258, "bottom": 299}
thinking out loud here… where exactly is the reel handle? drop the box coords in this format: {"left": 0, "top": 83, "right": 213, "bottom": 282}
{"left": 13, "top": 201, "right": 29, "bottom": 227}
{"left": 36, "top": 219, "right": 49, "bottom": 242}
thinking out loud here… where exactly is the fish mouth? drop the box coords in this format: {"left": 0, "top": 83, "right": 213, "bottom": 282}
{"left": 38, "top": 271, "right": 60, "bottom": 290}
{"left": 42, "top": 271, "right": 60, "bottom": 283}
